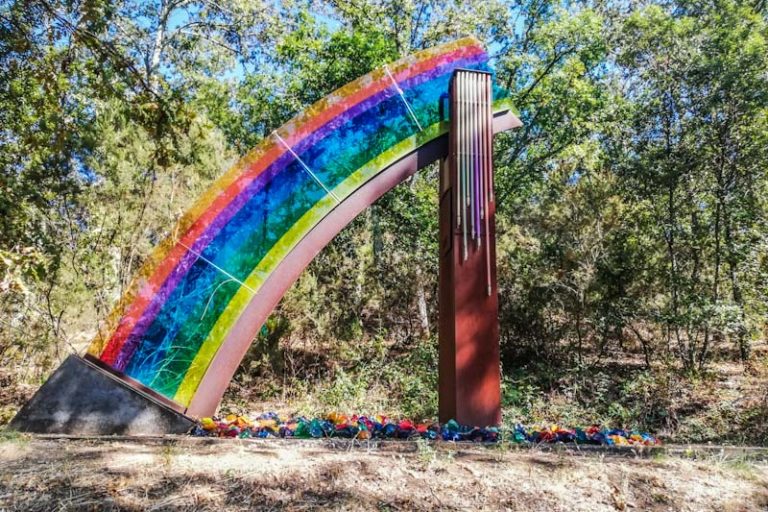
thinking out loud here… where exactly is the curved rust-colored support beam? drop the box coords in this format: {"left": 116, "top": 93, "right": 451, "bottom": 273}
{"left": 185, "top": 111, "right": 520, "bottom": 417}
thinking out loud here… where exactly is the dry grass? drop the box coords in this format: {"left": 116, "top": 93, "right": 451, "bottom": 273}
{"left": 1, "top": 437, "right": 767, "bottom": 511}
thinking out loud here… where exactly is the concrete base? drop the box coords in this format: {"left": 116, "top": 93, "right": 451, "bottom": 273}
{"left": 10, "top": 355, "right": 194, "bottom": 435}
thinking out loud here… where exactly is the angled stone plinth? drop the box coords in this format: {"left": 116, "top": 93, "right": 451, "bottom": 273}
{"left": 10, "top": 355, "right": 194, "bottom": 435}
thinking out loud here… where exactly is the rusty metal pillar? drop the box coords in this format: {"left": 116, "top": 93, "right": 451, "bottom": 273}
{"left": 439, "top": 69, "right": 501, "bottom": 427}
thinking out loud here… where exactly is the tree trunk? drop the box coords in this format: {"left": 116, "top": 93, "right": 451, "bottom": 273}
{"left": 146, "top": 0, "right": 172, "bottom": 87}
{"left": 416, "top": 278, "right": 430, "bottom": 338}
{"left": 723, "top": 201, "right": 749, "bottom": 361}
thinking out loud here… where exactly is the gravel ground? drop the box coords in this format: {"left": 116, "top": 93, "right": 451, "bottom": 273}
{"left": 1, "top": 436, "right": 767, "bottom": 511}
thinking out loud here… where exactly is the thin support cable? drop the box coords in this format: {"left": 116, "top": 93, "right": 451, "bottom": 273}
{"left": 273, "top": 132, "right": 341, "bottom": 203}
{"left": 176, "top": 240, "right": 257, "bottom": 295}
{"left": 384, "top": 64, "right": 424, "bottom": 132}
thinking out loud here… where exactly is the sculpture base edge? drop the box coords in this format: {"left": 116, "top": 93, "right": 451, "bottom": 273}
{"left": 9, "top": 354, "right": 194, "bottom": 435}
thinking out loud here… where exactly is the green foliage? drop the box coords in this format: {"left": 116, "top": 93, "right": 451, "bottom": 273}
{"left": 233, "top": 330, "right": 439, "bottom": 419}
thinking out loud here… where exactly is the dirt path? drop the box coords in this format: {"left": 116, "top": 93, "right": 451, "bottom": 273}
{"left": 1, "top": 436, "right": 767, "bottom": 511}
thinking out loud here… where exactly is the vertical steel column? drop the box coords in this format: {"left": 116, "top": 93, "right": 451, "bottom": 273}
{"left": 438, "top": 70, "right": 501, "bottom": 427}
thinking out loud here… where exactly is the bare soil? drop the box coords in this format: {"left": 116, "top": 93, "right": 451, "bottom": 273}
{"left": 1, "top": 436, "right": 767, "bottom": 511}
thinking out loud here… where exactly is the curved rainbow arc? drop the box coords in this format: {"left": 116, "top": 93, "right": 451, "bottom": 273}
{"left": 88, "top": 37, "right": 513, "bottom": 408}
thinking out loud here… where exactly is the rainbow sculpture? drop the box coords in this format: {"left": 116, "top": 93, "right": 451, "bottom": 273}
{"left": 85, "top": 37, "right": 514, "bottom": 415}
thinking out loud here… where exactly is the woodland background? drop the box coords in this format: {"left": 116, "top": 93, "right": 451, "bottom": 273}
{"left": 1, "top": 0, "right": 767, "bottom": 443}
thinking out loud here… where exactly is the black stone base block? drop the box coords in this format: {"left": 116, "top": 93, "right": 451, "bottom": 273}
{"left": 10, "top": 355, "right": 195, "bottom": 435}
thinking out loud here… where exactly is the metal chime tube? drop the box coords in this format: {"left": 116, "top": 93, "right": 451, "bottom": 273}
{"left": 483, "top": 73, "right": 493, "bottom": 295}
{"left": 487, "top": 76, "right": 495, "bottom": 204}
{"left": 478, "top": 76, "right": 486, "bottom": 230}
{"left": 467, "top": 74, "right": 473, "bottom": 245}
{"left": 469, "top": 75, "right": 480, "bottom": 244}
{"left": 453, "top": 69, "right": 496, "bottom": 270}
{"left": 456, "top": 74, "right": 462, "bottom": 255}
{"left": 460, "top": 74, "right": 468, "bottom": 261}
{"left": 473, "top": 74, "right": 482, "bottom": 247}
{"left": 455, "top": 75, "right": 462, "bottom": 229}
{"left": 468, "top": 74, "right": 476, "bottom": 244}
